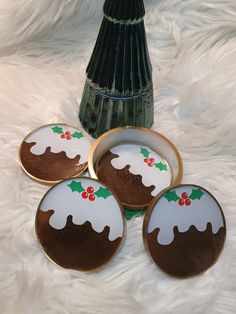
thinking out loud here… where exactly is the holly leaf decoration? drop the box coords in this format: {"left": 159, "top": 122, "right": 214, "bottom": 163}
{"left": 68, "top": 181, "right": 85, "bottom": 193}
{"left": 164, "top": 190, "right": 180, "bottom": 202}
{"left": 71, "top": 131, "right": 84, "bottom": 139}
{"left": 140, "top": 147, "right": 150, "bottom": 158}
{"left": 154, "top": 162, "right": 167, "bottom": 171}
{"left": 94, "top": 187, "right": 112, "bottom": 199}
{"left": 52, "top": 126, "right": 64, "bottom": 134}
{"left": 189, "top": 189, "right": 204, "bottom": 200}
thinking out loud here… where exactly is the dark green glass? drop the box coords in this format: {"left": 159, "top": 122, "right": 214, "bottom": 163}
{"left": 79, "top": 0, "right": 154, "bottom": 138}
{"left": 125, "top": 208, "right": 145, "bottom": 220}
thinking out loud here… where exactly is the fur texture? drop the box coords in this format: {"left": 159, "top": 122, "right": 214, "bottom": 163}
{"left": 0, "top": 0, "right": 236, "bottom": 313}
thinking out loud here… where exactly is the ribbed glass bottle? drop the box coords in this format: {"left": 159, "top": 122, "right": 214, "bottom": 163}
{"left": 79, "top": 0, "right": 154, "bottom": 138}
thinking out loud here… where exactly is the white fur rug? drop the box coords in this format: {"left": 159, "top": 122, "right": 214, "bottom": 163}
{"left": 1, "top": 0, "right": 236, "bottom": 313}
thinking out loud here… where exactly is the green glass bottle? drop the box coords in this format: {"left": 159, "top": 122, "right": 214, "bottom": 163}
{"left": 79, "top": 0, "right": 154, "bottom": 138}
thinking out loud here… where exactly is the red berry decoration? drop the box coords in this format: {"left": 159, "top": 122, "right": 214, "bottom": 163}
{"left": 185, "top": 199, "right": 192, "bottom": 206}
{"left": 89, "top": 194, "right": 96, "bottom": 202}
{"left": 87, "top": 186, "right": 94, "bottom": 194}
{"left": 178, "top": 199, "right": 185, "bottom": 206}
{"left": 61, "top": 134, "right": 66, "bottom": 139}
{"left": 148, "top": 163, "right": 153, "bottom": 167}
{"left": 181, "top": 192, "right": 188, "bottom": 199}
{"left": 65, "top": 131, "right": 71, "bottom": 136}
{"left": 66, "top": 136, "right": 72, "bottom": 140}
{"left": 82, "top": 192, "right": 88, "bottom": 199}
{"left": 150, "top": 158, "right": 155, "bottom": 163}
{"left": 144, "top": 158, "right": 149, "bottom": 163}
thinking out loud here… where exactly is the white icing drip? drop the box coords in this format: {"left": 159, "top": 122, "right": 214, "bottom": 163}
{"left": 147, "top": 186, "right": 224, "bottom": 245}
{"left": 110, "top": 144, "right": 171, "bottom": 196}
{"left": 25, "top": 125, "right": 90, "bottom": 162}
{"left": 39, "top": 179, "right": 124, "bottom": 241}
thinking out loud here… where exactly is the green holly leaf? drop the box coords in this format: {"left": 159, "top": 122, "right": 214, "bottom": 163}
{"left": 71, "top": 131, "right": 84, "bottom": 139}
{"left": 140, "top": 147, "right": 150, "bottom": 158}
{"left": 154, "top": 162, "right": 167, "bottom": 171}
{"left": 68, "top": 181, "right": 85, "bottom": 193}
{"left": 164, "top": 190, "right": 180, "bottom": 202}
{"left": 52, "top": 126, "right": 64, "bottom": 134}
{"left": 94, "top": 187, "right": 112, "bottom": 199}
{"left": 189, "top": 189, "right": 204, "bottom": 200}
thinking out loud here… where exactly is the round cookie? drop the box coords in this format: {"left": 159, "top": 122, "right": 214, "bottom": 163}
{"left": 143, "top": 185, "right": 226, "bottom": 278}
{"left": 35, "top": 177, "right": 125, "bottom": 271}
{"left": 96, "top": 144, "right": 172, "bottom": 207}
{"left": 19, "top": 124, "right": 91, "bottom": 183}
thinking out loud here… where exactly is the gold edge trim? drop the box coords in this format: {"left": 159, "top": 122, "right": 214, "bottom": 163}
{"left": 18, "top": 123, "right": 92, "bottom": 185}
{"left": 85, "top": 78, "right": 152, "bottom": 98}
{"left": 142, "top": 184, "right": 227, "bottom": 279}
{"left": 88, "top": 126, "right": 184, "bottom": 209}
{"left": 104, "top": 14, "right": 144, "bottom": 25}
{"left": 35, "top": 176, "right": 127, "bottom": 273}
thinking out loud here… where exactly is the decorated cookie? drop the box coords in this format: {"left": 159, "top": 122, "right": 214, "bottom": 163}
{"left": 35, "top": 177, "right": 125, "bottom": 271}
{"left": 19, "top": 124, "right": 91, "bottom": 183}
{"left": 96, "top": 144, "right": 172, "bottom": 207}
{"left": 143, "top": 185, "right": 226, "bottom": 277}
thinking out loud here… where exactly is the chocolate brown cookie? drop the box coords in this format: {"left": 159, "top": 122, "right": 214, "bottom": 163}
{"left": 19, "top": 124, "right": 91, "bottom": 183}
{"left": 35, "top": 178, "right": 125, "bottom": 271}
{"left": 143, "top": 185, "right": 226, "bottom": 278}
{"left": 96, "top": 144, "right": 172, "bottom": 208}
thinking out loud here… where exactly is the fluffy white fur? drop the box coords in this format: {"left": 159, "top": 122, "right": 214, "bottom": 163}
{"left": 0, "top": 0, "right": 236, "bottom": 313}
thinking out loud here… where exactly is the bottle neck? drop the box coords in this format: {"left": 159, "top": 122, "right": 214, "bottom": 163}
{"left": 103, "top": 0, "right": 145, "bottom": 22}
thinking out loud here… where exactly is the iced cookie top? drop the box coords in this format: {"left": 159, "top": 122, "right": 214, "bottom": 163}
{"left": 147, "top": 185, "right": 225, "bottom": 245}
{"left": 38, "top": 178, "right": 124, "bottom": 241}
{"left": 24, "top": 124, "right": 91, "bottom": 162}
{"left": 110, "top": 144, "right": 172, "bottom": 196}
